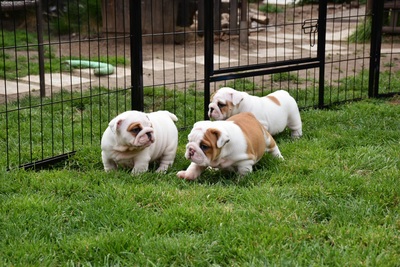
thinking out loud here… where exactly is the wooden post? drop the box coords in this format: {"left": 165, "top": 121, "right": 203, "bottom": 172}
{"left": 366, "top": 0, "right": 373, "bottom": 15}
{"left": 141, "top": 0, "right": 179, "bottom": 43}
{"left": 214, "top": 0, "right": 221, "bottom": 33}
{"left": 102, "top": 0, "right": 130, "bottom": 34}
{"left": 240, "top": 0, "right": 248, "bottom": 47}
{"left": 102, "top": 0, "right": 179, "bottom": 43}
{"left": 230, "top": 0, "right": 238, "bottom": 35}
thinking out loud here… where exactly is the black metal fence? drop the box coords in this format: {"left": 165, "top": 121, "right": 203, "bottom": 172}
{"left": 0, "top": 0, "right": 399, "bottom": 170}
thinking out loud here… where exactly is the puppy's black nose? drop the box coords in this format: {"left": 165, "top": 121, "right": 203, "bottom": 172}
{"left": 146, "top": 132, "right": 152, "bottom": 139}
{"left": 209, "top": 107, "right": 214, "bottom": 112}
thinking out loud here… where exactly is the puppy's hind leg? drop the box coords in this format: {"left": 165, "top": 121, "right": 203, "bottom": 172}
{"left": 288, "top": 112, "right": 303, "bottom": 138}
{"left": 267, "top": 144, "right": 283, "bottom": 159}
{"left": 265, "top": 132, "right": 284, "bottom": 159}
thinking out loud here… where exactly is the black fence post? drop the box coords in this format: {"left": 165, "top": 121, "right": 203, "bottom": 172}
{"left": 317, "top": 0, "right": 327, "bottom": 108}
{"left": 368, "top": 0, "right": 384, "bottom": 98}
{"left": 204, "top": 0, "right": 214, "bottom": 119}
{"left": 131, "top": 0, "right": 144, "bottom": 111}
{"left": 36, "top": 0, "right": 46, "bottom": 97}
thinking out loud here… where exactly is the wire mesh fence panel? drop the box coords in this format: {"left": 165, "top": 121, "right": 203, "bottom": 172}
{"left": 322, "top": 1, "right": 370, "bottom": 104}
{"left": 0, "top": 0, "right": 399, "bottom": 170}
{"left": 0, "top": 0, "right": 133, "bottom": 169}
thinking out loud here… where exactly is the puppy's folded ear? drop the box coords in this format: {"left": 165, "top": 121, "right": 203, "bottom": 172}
{"left": 209, "top": 128, "right": 230, "bottom": 148}
{"left": 230, "top": 92, "right": 244, "bottom": 105}
{"left": 109, "top": 118, "right": 124, "bottom": 134}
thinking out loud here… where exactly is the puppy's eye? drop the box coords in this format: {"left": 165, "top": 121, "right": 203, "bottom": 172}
{"left": 130, "top": 127, "right": 141, "bottom": 134}
{"left": 217, "top": 102, "right": 226, "bottom": 108}
{"left": 200, "top": 143, "right": 209, "bottom": 151}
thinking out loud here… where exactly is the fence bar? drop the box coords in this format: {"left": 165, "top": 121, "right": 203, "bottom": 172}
{"left": 35, "top": 0, "right": 46, "bottom": 97}
{"left": 210, "top": 62, "right": 320, "bottom": 83}
{"left": 213, "top": 57, "right": 319, "bottom": 75}
{"left": 203, "top": 0, "right": 214, "bottom": 119}
{"left": 317, "top": 0, "right": 327, "bottom": 108}
{"left": 17, "top": 152, "right": 76, "bottom": 171}
{"left": 368, "top": 0, "right": 384, "bottom": 98}
{"left": 131, "top": 0, "right": 144, "bottom": 111}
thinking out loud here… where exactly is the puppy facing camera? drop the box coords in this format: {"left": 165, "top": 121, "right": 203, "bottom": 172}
{"left": 101, "top": 110, "right": 178, "bottom": 174}
{"left": 177, "top": 112, "right": 283, "bottom": 180}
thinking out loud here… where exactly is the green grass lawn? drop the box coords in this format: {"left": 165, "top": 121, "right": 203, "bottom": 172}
{"left": 1, "top": 97, "right": 400, "bottom": 266}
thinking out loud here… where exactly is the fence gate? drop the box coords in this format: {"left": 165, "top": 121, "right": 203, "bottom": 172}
{"left": 202, "top": 0, "right": 328, "bottom": 119}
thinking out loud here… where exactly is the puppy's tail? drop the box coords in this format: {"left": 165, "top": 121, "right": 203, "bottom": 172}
{"left": 169, "top": 112, "right": 178, "bottom": 122}
{"left": 159, "top": 110, "right": 178, "bottom": 122}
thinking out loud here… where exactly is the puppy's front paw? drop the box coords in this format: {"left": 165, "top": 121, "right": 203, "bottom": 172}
{"left": 177, "top": 171, "right": 197, "bottom": 180}
{"left": 131, "top": 166, "right": 148, "bottom": 175}
{"left": 131, "top": 160, "right": 151, "bottom": 175}
{"left": 102, "top": 158, "right": 117, "bottom": 172}
{"left": 156, "top": 162, "right": 173, "bottom": 173}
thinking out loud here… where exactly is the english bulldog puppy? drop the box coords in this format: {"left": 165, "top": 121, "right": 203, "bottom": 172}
{"left": 101, "top": 110, "right": 178, "bottom": 174}
{"left": 177, "top": 112, "right": 283, "bottom": 180}
{"left": 208, "top": 87, "right": 303, "bottom": 138}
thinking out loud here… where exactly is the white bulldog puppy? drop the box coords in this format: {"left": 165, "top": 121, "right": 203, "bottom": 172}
{"left": 208, "top": 87, "right": 303, "bottom": 138}
{"left": 177, "top": 112, "right": 283, "bottom": 180}
{"left": 101, "top": 110, "right": 178, "bottom": 174}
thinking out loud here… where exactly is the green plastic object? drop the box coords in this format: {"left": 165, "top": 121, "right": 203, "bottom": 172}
{"left": 64, "top": 60, "right": 114, "bottom": 76}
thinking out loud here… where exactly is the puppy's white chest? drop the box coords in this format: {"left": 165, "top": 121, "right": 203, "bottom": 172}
{"left": 210, "top": 158, "right": 235, "bottom": 169}
{"left": 111, "top": 149, "right": 141, "bottom": 161}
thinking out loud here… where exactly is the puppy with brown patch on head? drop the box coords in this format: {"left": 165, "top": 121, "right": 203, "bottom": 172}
{"left": 208, "top": 87, "right": 302, "bottom": 138}
{"left": 177, "top": 112, "right": 283, "bottom": 180}
{"left": 101, "top": 110, "right": 178, "bottom": 174}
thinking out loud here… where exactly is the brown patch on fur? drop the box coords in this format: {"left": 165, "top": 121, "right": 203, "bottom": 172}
{"left": 227, "top": 112, "right": 266, "bottom": 160}
{"left": 127, "top": 122, "right": 142, "bottom": 137}
{"left": 220, "top": 101, "right": 234, "bottom": 117}
{"left": 266, "top": 95, "right": 281, "bottom": 106}
{"left": 202, "top": 128, "right": 222, "bottom": 161}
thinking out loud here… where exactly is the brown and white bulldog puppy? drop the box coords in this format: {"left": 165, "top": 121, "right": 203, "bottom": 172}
{"left": 177, "top": 112, "right": 283, "bottom": 180}
{"left": 101, "top": 110, "right": 178, "bottom": 174}
{"left": 208, "top": 87, "right": 303, "bottom": 138}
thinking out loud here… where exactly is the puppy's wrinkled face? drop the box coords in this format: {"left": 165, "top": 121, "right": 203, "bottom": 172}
{"left": 208, "top": 97, "right": 233, "bottom": 120}
{"left": 184, "top": 122, "right": 229, "bottom": 166}
{"left": 111, "top": 113, "right": 155, "bottom": 149}
{"left": 208, "top": 87, "right": 243, "bottom": 120}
